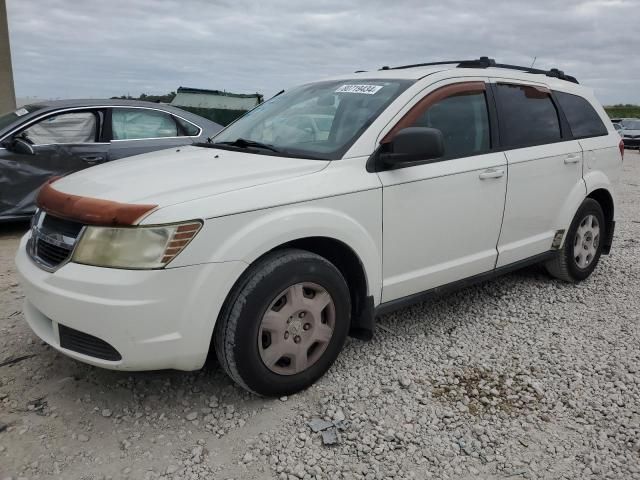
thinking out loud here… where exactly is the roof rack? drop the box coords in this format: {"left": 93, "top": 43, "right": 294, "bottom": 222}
{"left": 380, "top": 60, "right": 469, "bottom": 71}
{"left": 380, "top": 57, "right": 579, "bottom": 84}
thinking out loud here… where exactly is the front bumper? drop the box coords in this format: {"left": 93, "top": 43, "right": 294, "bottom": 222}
{"left": 15, "top": 234, "right": 247, "bottom": 371}
{"left": 622, "top": 138, "right": 640, "bottom": 148}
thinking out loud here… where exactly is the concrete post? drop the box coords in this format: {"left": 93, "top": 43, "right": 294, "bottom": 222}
{"left": 0, "top": 0, "right": 16, "bottom": 114}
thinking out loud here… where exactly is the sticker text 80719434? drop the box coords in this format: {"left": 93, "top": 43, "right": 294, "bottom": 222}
{"left": 335, "top": 85, "right": 383, "bottom": 95}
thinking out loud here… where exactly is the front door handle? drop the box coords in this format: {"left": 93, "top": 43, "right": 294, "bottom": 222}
{"left": 479, "top": 168, "right": 505, "bottom": 180}
{"left": 564, "top": 154, "right": 581, "bottom": 164}
{"left": 81, "top": 155, "right": 105, "bottom": 164}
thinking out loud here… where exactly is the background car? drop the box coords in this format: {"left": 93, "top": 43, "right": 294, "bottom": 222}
{"left": 618, "top": 118, "right": 640, "bottom": 149}
{"left": 0, "top": 100, "right": 222, "bottom": 221}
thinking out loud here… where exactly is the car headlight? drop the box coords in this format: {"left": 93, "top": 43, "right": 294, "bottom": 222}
{"left": 72, "top": 221, "right": 202, "bottom": 269}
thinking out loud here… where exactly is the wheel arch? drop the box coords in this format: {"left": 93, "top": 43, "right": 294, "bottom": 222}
{"left": 586, "top": 188, "right": 614, "bottom": 225}
{"left": 215, "top": 235, "right": 376, "bottom": 343}
{"left": 554, "top": 174, "right": 616, "bottom": 254}
{"left": 586, "top": 187, "right": 615, "bottom": 254}
{"left": 276, "top": 236, "right": 374, "bottom": 340}
{"left": 554, "top": 178, "right": 587, "bottom": 248}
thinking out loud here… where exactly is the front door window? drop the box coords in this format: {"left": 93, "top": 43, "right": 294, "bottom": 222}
{"left": 22, "top": 112, "right": 97, "bottom": 145}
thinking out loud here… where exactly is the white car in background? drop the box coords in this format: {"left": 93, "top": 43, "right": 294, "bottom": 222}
{"left": 16, "top": 57, "right": 623, "bottom": 396}
{"left": 619, "top": 118, "right": 640, "bottom": 149}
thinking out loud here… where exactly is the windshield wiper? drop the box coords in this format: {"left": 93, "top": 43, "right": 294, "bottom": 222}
{"left": 194, "top": 138, "right": 329, "bottom": 160}
{"left": 215, "top": 138, "right": 280, "bottom": 153}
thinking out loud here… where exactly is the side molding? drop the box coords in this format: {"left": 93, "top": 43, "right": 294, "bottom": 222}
{"left": 375, "top": 251, "right": 555, "bottom": 318}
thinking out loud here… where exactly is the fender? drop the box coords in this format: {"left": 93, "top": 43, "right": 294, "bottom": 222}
{"left": 552, "top": 177, "right": 587, "bottom": 248}
{"left": 583, "top": 169, "right": 616, "bottom": 216}
{"left": 554, "top": 171, "right": 615, "bottom": 249}
{"left": 168, "top": 190, "right": 383, "bottom": 304}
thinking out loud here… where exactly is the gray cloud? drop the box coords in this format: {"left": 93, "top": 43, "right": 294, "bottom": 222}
{"left": 7, "top": 0, "right": 639, "bottom": 104}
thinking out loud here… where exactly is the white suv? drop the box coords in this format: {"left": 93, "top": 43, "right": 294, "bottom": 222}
{"left": 15, "top": 58, "right": 623, "bottom": 396}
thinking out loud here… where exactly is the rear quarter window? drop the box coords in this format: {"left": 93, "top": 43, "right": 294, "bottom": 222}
{"left": 175, "top": 116, "right": 200, "bottom": 136}
{"left": 554, "top": 91, "right": 608, "bottom": 138}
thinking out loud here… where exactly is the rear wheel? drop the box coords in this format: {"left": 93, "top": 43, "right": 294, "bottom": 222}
{"left": 214, "top": 249, "right": 351, "bottom": 396}
{"left": 545, "top": 198, "right": 605, "bottom": 282}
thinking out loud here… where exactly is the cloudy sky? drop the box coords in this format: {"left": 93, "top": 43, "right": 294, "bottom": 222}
{"left": 7, "top": 0, "right": 640, "bottom": 105}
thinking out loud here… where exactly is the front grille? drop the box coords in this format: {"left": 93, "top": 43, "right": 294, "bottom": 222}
{"left": 58, "top": 324, "right": 122, "bottom": 361}
{"left": 36, "top": 238, "right": 72, "bottom": 266}
{"left": 28, "top": 212, "right": 84, "bottom": 270}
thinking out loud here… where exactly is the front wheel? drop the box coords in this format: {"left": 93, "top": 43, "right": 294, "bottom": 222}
{"left": 214, "top": 249, "right": 351, "bottom": 396}
{"left": 545, "top": 198, "right": 605, "bottom": 282}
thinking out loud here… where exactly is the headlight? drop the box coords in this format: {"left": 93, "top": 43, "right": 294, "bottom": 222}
{"left": 72, "top": 221, "right": 202, "bottom": 269}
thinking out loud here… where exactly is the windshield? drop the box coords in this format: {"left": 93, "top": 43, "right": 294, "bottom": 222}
{"left": 0, "top": 105, "right": 42, "bottom": 131}
{"left": 211, "top": 79, "right": 413, "bottom": 159}
{"left": 622, "top": 119, "right": 640, "bottom": 130}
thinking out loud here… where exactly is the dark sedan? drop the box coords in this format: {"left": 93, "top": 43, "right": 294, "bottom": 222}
{"left": 0, "top": 99, "right": 222, "bottom": 221}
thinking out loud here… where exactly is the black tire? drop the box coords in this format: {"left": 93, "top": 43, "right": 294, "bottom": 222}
{"left": 214, "top": 248, "right": 351, "bottom": 396}
{"left": 545, "top": 198, "right": 605, "bottom": 282}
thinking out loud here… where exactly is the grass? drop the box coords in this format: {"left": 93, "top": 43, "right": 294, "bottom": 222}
{"left": 605, "top": 105, "right": 640, "bottom": 119}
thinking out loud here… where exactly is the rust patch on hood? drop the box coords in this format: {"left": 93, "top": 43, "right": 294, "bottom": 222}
{"left": 36, "top": 178, "right": 157, "bottom": 226}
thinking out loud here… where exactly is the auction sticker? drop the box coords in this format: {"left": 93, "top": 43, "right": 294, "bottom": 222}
{"left": 335, "top": 84, "right": 383, "bottom": 95}
{"left": 15, "top": 108, "right": 29, "bottom": 116}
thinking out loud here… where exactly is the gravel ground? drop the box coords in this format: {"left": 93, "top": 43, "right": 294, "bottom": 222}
{"left": 1, "top": 151, "right": 639, "bottom": 480}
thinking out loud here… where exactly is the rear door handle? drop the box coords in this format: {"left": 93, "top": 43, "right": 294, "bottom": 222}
{"left": 564, "top": 154, "right": 581, "bottom": 164}
{"left": 479, "top": 168, "right": 505, "bottom": 180}
{"left": 81, "top": 155, "right": 105, "bottom": 164}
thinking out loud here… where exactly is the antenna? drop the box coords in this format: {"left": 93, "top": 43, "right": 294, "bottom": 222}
{"left": 530, "top": 56, "right": 537, "bottom": 68}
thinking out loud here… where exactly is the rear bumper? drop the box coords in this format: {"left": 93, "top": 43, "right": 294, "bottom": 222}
{"left": 15, "top": 234, "right": 247, "bottom": 371}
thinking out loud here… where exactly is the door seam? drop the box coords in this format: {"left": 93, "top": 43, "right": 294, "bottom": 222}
{"left": 494, "top": 151, "right": 510, "bottom": 268}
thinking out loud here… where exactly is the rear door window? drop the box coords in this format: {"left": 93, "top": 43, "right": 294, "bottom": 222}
{"left": 111, "top": 108, "right": 179, "bottom": 140}
{"left": 554, "top": 92, "right": 607, "bottom": 138}
{"left": 495, "top": 84, "right": 561, "bottom": 148}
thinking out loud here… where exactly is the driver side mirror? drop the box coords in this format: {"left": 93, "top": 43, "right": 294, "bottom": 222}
{"left": 378, "top": 127, "right": 444, "bottom": 169}
{"left": 4, "top": 137, "right": 35, "bottom": 155}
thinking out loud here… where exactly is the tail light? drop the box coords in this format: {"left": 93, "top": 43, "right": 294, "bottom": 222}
{"left": 619, "top": 139, "right": 624, "bottom": 161}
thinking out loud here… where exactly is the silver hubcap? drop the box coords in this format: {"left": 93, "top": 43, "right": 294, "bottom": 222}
{"left": 573, "top": 214, "right": 600, "bottom": 269}
{"left": 258, "top": 282, "right": 335, "bottom": 376}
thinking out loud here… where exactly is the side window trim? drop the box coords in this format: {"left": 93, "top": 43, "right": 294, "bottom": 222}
{"left": 549, "top": 90, "right": 573, "bottom": 140}
{"left": 485, "top": 83, "right": 501, "bottom": 150}
{"left": 92, "top": 109, "right": 108, "bottom": 143}
{"left": 104, "top": 108, "right": 114, "bottom": 142}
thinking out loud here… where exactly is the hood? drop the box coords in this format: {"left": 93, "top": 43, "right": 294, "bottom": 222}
{"left": 51, "top": 146, "right": 329, "bottom": 207}
{"left": 622, "top": 129, "right": 640, "bottom": 136}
